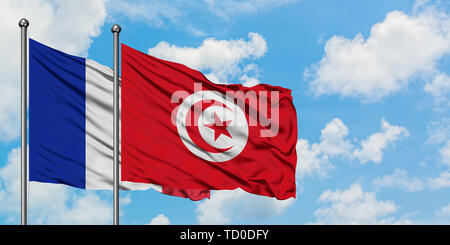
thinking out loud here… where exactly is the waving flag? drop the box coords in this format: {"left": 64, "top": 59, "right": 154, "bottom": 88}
{"left": 121, "top": 44, "right": 298, "bottom": 199}
{"left": 29, "top": 39, "right": 209, "bottom": 201}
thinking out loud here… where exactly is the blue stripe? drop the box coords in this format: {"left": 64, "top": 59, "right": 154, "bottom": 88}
{"left": 29, "top": 39, "right": 86, "bottom": 189}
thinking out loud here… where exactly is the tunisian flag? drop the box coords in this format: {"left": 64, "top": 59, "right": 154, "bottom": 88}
{"left": 121, "top": 44, "right": 297, "bottom": 199}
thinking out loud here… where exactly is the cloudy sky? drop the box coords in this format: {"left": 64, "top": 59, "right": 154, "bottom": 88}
{"left": 1, "top": 0, "right": 450, "bottom": 225}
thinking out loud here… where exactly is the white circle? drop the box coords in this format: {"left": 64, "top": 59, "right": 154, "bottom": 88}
{"left": 176, "top": 91, "right": 249, "bottom": 162}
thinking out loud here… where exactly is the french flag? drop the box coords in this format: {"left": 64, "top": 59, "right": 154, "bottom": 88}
{"left": 28, "top": 39, "right": 209, "bottom": 200}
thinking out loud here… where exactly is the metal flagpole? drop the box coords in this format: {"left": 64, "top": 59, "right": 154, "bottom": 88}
{"left": 19, "top": 18, "right": 29, "bottom": 226}
{"left": 111, "top": 24, "right": 121, "bottom": 226}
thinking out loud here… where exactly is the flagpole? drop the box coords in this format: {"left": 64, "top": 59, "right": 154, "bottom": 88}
{"left": 19, "top": 18, "right": 29, "bottom": 226}
{"left": 111, "top": 24, "right": 121, "bottom": 226}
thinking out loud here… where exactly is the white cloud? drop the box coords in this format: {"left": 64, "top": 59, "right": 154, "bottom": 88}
{"left": 305, "top": 6, "right": 450, "bottom": 101}
{"left": 297, "top": 118, "right": 408, "bottom": 178}
{"left": 239, "top": 63, "right": 261, "bottom": 87}
{"left": 195, "top": 189, "right": 294, "bottom": 225}
{"left": 148, "top": 32, "right": 267, "bottom": 84}
{"left": 424, "top": 72, "right": 450, "bottom": 99}
{"left": 426, "top": 122, "right": 450, "bottom": 190}
{"left": 438, "top": 140, "right": 450, "bottom": 166}
{"left": 296, "top": 139, "right": 333, "bottom": 178}
{"left": 107, "top": 0, "right": 182, "bottom": 28}
{"left": 203, "top": 0, "right": 300, "bottom": 20}
{"left": 107, "top": 1, "right": 300, "bottom": 36}
{"left": 0, "top": 148, "right": 22, "bottom": 218}
{"left": 296, "top": 118, "right": 351, "bottom": 178}
{"left": 372, "top": 169, "right": 424, "bottom": 192}
{"left": 0, "top": 0, "right": 107, "bottom": 142}
{"left": 426, "top": 139, "right": 450, "bottom": 189}
{"left": 148, "top": 214, "right": 171, "bottom": 225}
{"left": 427, "top": 118, "right": 450, "bottom": 144}
{"left": 120, "top": 193, "right": 132, "bottom": 206}
{"left": 352, "top": 119, "right": 409, "bottom": 164}
{"left": 42, "top": 191, "right": 112, "bottom": 225}
{"left": 376, "top": 214, "right": 415, "bottom": 225}
{"left": 436, "top": 202, "right": 450, "bottom": 217}
{"left": 428, "top": 170, "right": 450, "bottom": 189}
{"left": 0, "top": 147, "right": 116, "bottom": 224}
{"left": 312, "top": 184, "right": 411, "bottom": 224}
{"left": 240, "top": 74, "right": 261, "bottom": 87}
{"left": 318, "top": 118, "right": 353, "bottom": 156}
{"left": 413, "top": 0, "right": 431, "bottom": 13}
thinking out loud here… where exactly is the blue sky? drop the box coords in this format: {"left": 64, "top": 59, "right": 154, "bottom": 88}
{"left": 1, "top": 0, "right": 450, "bottom": 225}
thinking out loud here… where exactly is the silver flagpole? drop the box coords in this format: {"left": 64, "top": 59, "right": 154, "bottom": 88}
{"left": 19, "top": 18, "right": 29, "bottom": 226}
{"left": 111, "top": 24, "right": 121, "bottom": 226}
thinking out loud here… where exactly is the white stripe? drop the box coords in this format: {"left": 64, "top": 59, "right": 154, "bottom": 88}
{"left": 85, "top": 59, "right": 161, "bottom": 191}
